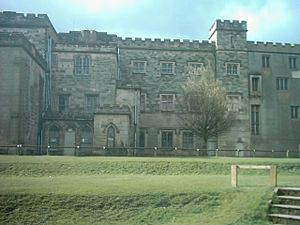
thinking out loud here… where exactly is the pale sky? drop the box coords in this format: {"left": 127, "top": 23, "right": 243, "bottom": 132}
{"left": 1, "top": 0, "right": 299, "bottom": 44}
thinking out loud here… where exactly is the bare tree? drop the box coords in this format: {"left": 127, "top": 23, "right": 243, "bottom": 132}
{"left": 179, "top": 64, "right": 235, "bottom": 149}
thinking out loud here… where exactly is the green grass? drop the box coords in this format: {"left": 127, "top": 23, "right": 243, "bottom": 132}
{"left": 0, "top": 155, "right": 299, "bottom": 224}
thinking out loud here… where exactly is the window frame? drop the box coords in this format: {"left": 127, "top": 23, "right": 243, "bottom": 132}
{"left": 132, "top": 60, "right": 147, "bottom": 74}
{"left": 182, "top": 131, "right": 194, "bottom": 149}
{"left": 140, "top": 93, "right": 147, "bottom": 112}
{"left": 74, "top": 55, "right": 91, "bottom": 75}
{"left": 160, "top": 61, "right": 175, "bottom": 75}
{"left": 187, "top": 62, "right": 204, "bottom": 75}
{"left": 160, "top": 94, "right": 175, "bottom": 112}
{"left": 251, "top": 104, "right": 260, "bottom": 135}
{"left": 161, "top": 130, "right": 174, "bottom": 148}
{"left": 289, "top": 56, "right": 297, "bottom": 69}
{"left": 276, "top": 77, "right": 288, "bottom": 90}
{"left": 225, "top": 62, "right": 240, "bottom": 75}
{"left": 58, "top": 94, "right": 69, "bottom": 113}
{"left": 226, "top": 94, "right": 241, "bottom": 112}
{"left": 85, "top": 95, "right": 98, "bottom": 113}
{"left": 291, "top": 106, "right": 299, "bottom": 119}
{"left": 262, "top": 55, "right": 270, "bottom": 68}
{"left": 249, "top": 75, "right": 262, "bottom": 95}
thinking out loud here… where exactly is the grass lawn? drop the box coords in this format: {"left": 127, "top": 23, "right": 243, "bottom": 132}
{"left": 0, "top": 156, "right": 299, "bottom": 224}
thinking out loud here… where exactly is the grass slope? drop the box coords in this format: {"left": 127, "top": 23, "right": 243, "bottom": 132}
{"left": 0, "top": 156, "right": 299, "bottom": 224}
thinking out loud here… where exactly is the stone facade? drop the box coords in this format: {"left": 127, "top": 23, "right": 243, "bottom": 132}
{"left": 0, "top": 11, "right": 299, "bottom": 155}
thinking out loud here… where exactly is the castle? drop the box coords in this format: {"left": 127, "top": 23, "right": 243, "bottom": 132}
{"left": 0, "top": 11, "right": 299, "bottom": 156}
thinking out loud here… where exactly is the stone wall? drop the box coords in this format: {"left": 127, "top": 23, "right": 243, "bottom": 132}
{"left": 0, "top": 34, "right": 46, "bottom": 145}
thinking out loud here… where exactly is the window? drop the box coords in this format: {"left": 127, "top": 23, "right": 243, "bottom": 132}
{"left": 161, "top": 131, "right": 173, "bottom": 148}
{"left": 262, "top": 55, "right": 270, "bottom": 68}
{"left": 276, "top": 78, "right": 288, "bottom": 90}
{"left": 188, "top": 62, "right": 204, "bottom": 75}
{"left": 160, "top": 94, "right": 174, "bottom": 111}
{"left": 58, "top": 95, "right": 69, "bottom": 112}
{"left": 107, "top": 126, "right": 115, "bottom": 147}
{"left": 250, "top": 75, "right": 262, "bottom": 95}
{"left": 161, "top": 62, "right": 175, "bottom": 75}
{"left": 251, "top": 105, "right": 260, "bottom": 135}
{"left": 182, "top": 132, "right": 193, "bottom": 148}
{"left": 226, "top": 95, "right": 241, "bottom": 112}
{"left": 74, "top": 55, "right": 90, "bottom": 75}
{"left": 49, "top": 126, "right": 60, "bottom": 146}
{"left": 51, "top": 53, "right": 58, "bottom": 68}
{"left": 139, "top": 130, "right": 146, "bottom": 147}
{"left": 291, "top": 106, "right": 299, "bottom": 119}
{"left": 81, "top": 126, "right": 93, "bottom": 146}
{"left": 132, "top": 60, "right": 146, "bottom": 73}
{"left": 140, "top": 93, "right": 146, "bottom": 112}
{"left": 289, "top": 57, "right": 297, "bottom": 69}
{"left": 226, "top": 63, "right": 240, "bottom": 75}
{"left": 85, "top": 95, "right": 97, "bottom": 112}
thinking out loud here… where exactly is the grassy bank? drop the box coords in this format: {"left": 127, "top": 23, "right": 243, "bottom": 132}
{"left": 0, "top": 156, "right": 299, "bottom": 224}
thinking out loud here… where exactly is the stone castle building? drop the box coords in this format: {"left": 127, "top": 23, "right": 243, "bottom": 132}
{"left": 0, "top": 11, "right": 299, "bottom": 155}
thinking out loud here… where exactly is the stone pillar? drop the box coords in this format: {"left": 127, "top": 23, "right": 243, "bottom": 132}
{"left": 231, "top": 165, "right": 238, "bottom": 188}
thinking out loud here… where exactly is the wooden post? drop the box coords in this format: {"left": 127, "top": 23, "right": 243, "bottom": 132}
{"left": 231, "top": 165, "right": 238, "bottom": 188}
{"left": 270, "top": 166, "right": 277, "bottom": 187}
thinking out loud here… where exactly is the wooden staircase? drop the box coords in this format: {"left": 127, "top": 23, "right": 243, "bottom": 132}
{"left": 269, "top": 187, "right": 300, "bottom": 224}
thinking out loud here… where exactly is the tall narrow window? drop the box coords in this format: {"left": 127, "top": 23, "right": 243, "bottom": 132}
{"left": 291, "top": 106, "right": 299, "bottom": 119}
{"left": 262, "top": 55, "right": 270, "bottom": 68}
{"left": 85, "top": 95, "right": 97, "bottom": 112}
{"left": 276, "top": 78, "right": 288, "bottom": 90}
{"left": 140, "top": 94, "right": 146, "bottom": 112}
{"left": 161, "top": 131, "right": 173, "bottom": 148}
{"left": 182, "top": 132, "right": 193, "bottom": 148}
{"left": 160, "top": 94, "right": 174, "bottom": 111}
{"left": 81, "top": 126, "right": 93, "bottom": 146}
{"left": 251, "top": 105, "right": 260, "bottom": 135}
{"left": 75, "top": 55, "right": 90, "bottom": 75}
{"left": 58, "top": 95, "right": 69, "bottom": 112}
{"left": 139, "top": 130, "right": 146, "bottom": 147}
{"left": 289, "top": 57, "right": 297, "bottom": 69}
{"left": 250, "top": 75, "right": 262, "bottom": 95}
{"left": 107, "top": 126, "right": 115, "bottom": 147}
{"left": 49, "top": 126, "right": 60, "bottom": 147}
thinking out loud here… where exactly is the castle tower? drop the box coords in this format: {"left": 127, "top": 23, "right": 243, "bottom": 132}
{"left": 208, "top": 19, "right": 247, "bottom": 50}
{"left": 209, "top": 20, "right": 250, "bottom": 153}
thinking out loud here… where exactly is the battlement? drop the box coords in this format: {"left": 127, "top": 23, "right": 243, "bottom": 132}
{"left": 0, "top": 32, "right": 47, "bottom": 69}
{"left": 209, "top": 19, "right": 247, "bottom": 39}
{"left": 117, "top": 37, "right": 213, "bottom": 50}
{"left": 97, "top": 104, "right": 131, "bottom": 115}
{"left": 58, "top": 30, "right": 118, "bottom": 44}
{"left": 0, "top": 11, "right": 56, "bottom": 33}
{"left": 247, "top": 41, "right": 300, "bottom": 53}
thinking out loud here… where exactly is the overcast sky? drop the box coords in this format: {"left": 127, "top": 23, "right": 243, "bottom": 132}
{"left": 1, "top": 0, "right": 299, "bottom": 44}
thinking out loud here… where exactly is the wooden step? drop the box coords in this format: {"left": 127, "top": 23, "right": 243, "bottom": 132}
{"left": 269, "top": 213, "right": 300, "bottom": 220}
{"left": 277, "top": 187, "right": 300, "bottom": 192}
{"left": 271, "top": 204, "right": 300, "bottom": 210}
{"left": 277, "top": 196, "right": 300, "bottom": 201}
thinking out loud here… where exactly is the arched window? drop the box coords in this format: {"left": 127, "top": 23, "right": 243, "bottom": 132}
{"left": 106, "top": 126, "right": 115, "bottom": 147}
{"left": 49, "top": 126, "right": 60, "bottom": 146}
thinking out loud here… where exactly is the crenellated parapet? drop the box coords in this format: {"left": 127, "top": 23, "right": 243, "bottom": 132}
{"left": 209, "top": 19, "right": 247, "bottom": 35}
{"left": 0, "top": 11, "right": 56, "bottom": 33}
{"left": 97, "top": 104, "right": 131, "bottom": 115}
{"left": 58, "top": 30, "right": 118, "bottom": 45}
{"left": 0, "top": 32, "right": 47, "bottom": 69}
{"left": 247, "top": 41, "right": 300, "bottom": 54}
{"left": 117, "top": 37, "right": 214, "bottom": 51}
